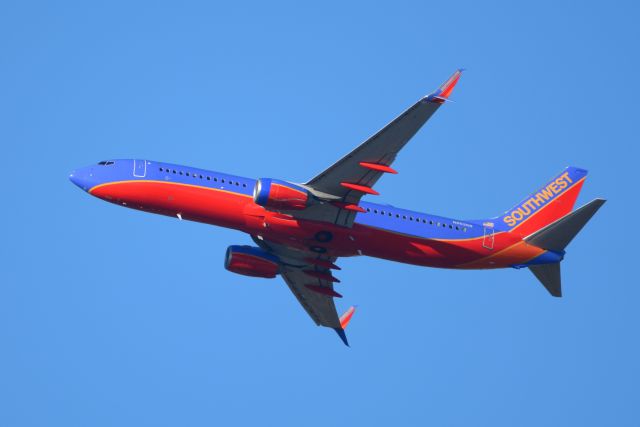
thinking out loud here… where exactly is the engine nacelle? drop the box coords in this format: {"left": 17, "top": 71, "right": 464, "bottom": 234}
{"left": 224, "top": 245, "right": 280, "bottom": 278}
{"left": 253, "top": 178, "right": 310, "bottom": 210}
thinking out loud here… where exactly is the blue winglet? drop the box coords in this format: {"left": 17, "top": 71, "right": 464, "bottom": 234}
{"left": 333, "top": 328, "right": 350, "bottom": 347}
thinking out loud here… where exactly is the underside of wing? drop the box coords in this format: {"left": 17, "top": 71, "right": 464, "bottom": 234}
{"left": 280, "top": 266, "right": 342, "bottom": 328}
{"left": 252, "top": 236, "right": 355, "bottom": 345}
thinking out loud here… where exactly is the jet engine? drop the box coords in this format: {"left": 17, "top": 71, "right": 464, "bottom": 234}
{"left": 253, "top": 178, "right": 310, "bottom": 210}
{"left": 224, "top": 245, "right": 280, "bottom": 278}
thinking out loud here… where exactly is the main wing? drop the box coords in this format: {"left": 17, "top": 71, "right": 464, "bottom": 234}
{"left": 299, "top": 69, "right": 463, "bottom": 227}
{"left": 252, "top": 236, "right": 355, "bottom": 345}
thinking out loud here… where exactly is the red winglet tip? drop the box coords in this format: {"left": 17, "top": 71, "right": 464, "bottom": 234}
{"left": 340, "top": 306, "right": 356, "bottom": 329}
{"left": 428, "top": 69, "right": 464, "bottom": 103}
{"left": 438, "top": 69, "right": 463, "bottom": 99}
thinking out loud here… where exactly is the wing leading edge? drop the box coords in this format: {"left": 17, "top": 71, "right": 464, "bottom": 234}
{"left": 305, "top": 69, "right": 463, "bottom": 211}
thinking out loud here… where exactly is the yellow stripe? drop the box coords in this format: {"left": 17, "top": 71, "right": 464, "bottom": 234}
{"left": 455, "top": 241, "right": 521, "bottom": 267}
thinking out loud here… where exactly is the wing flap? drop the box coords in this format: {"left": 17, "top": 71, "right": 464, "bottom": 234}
{"left": 281, "top": 266, "right": 342, "bottom": 328}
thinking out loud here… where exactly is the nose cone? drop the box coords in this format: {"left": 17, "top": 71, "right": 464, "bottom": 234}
{"left": 69, "top": 168, "right": 92, "bottom": 192}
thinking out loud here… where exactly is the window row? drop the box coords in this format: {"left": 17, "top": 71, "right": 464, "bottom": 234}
{"left": 364, "top": 207, "right": 467, "bottom": 232}
{"left": 159, "top": 167, "right": 248, "bottom": 188}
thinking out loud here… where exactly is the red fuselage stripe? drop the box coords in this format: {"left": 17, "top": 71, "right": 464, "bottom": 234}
{"left": 90, "top": 180, "right": 542, "bottom": 269}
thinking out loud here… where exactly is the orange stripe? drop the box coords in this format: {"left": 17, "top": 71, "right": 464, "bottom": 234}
{"left": 456, "top": 240, "right": 545, "bottom": 269}
{"left": 89, "top": 179, "right": 253, "bottom": 199}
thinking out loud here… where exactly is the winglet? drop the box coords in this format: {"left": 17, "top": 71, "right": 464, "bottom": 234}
{"left": 340, "top": 306, "right": 356, "bottom": 329}
{"left": 333, "top": 306, "right": 356, "bottom": 346}
{"left": 427, "top": 69, "right": 464, "bottom": 103}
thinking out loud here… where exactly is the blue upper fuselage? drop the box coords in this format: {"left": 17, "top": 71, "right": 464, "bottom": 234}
{"left": 69, "top": 159, "right": 483, "bottom": 240}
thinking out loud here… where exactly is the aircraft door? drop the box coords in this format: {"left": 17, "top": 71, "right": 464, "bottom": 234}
{"left": 133, "top": 159, "right": 147, "bottom": 177}
{"left": 482, "top": 222, "right": 494, "bottom": 250}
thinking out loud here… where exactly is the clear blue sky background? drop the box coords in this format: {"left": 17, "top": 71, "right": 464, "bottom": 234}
{"left": 1, "top": 1, "right": 638, "bottom": 426}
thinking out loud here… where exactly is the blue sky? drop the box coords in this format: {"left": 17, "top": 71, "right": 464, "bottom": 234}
{"left": 1, "top": 1, "right": 638, "bottom": 425}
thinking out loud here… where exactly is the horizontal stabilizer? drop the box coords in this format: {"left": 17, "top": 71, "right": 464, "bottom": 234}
{"left": 525, "top": 198, "right": 606, "bottom": 252}
{"left": 529, "top": 263, "right": 562, "bottom": 297}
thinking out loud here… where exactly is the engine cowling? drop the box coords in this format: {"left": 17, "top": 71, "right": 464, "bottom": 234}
{"left": 224, "top": 245, "right": 280, "bottom": 278}
{"left": 253, "top": 178, "right": 310, "bottom": 210}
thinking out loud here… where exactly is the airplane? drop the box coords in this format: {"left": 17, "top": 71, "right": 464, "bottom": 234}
{"left": 69, "top": 70, "right": 605, "bottom": 346}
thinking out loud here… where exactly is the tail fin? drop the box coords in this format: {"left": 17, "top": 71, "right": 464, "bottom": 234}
{"left": 495, "top": 167, "right": 588, "bottom": 236}
{"left": 525, "top": 198, "right": 606, "bottom": 297}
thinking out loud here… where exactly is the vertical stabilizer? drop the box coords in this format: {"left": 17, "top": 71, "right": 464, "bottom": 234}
{"left": 495, "top": 167, "right": 588, "bottom": 235}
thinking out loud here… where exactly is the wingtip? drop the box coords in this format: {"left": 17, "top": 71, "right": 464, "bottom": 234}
{"left": 339, "top": 306, "right": 356, "bottom": 329}
{"left": 333, "top": 328, "right": 350, "bottom": 347}
{"left": 426, "top": 69, "right": 464, "bottom": 103}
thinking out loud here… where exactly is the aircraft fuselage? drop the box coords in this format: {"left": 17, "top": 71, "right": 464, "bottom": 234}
{"left": 70, "top": 159, "right": 558, "bottom": 270}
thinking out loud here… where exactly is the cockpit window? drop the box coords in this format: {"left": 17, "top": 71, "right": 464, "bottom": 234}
{"left": 97, "top": 161, "right": 115, "bottom": 166}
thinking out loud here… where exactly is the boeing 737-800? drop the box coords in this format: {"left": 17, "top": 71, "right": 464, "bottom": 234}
{"left": 70, "top": 70, "right": 605, "bottom": 345}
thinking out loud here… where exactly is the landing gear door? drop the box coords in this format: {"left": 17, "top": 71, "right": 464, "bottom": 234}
{"left": 482, "top": 222, "right": 494, "bottom": 250}
{"left": 133, "top": 159, "right": 147, "bottom": 178}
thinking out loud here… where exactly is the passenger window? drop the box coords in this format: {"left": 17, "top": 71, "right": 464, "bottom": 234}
{"left": 207, "top": 176, "right": 211, "bottom": 180}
